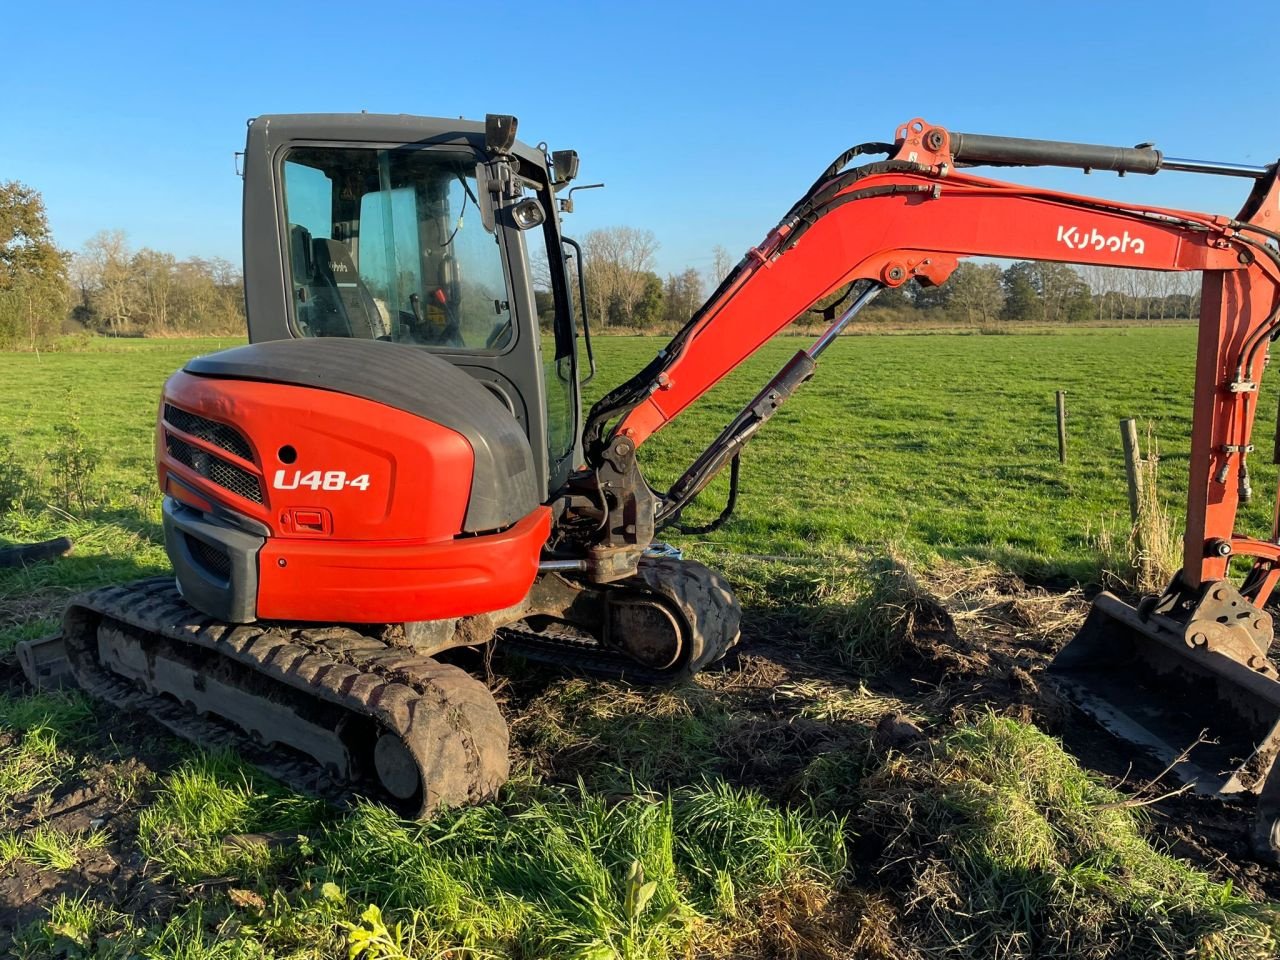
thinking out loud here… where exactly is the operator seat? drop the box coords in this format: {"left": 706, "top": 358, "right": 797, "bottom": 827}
{"left": 308, "top": 238, "right": 387, "bottom": 340}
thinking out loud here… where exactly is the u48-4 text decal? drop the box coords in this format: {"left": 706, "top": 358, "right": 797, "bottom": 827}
{"left": 273, "top": 470, "right": 371, "bottom": 491}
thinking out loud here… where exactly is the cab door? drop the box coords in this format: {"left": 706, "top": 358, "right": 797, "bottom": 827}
{"left": 240, "top": 113, "right": 581, "bottom": 499}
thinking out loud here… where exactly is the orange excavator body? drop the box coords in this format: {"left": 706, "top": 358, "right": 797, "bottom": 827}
{"left": 158, "top": 369, "right": 549, "bottom": 623}
{"left": 20, "top": 113, "right": 1280, "bottom": 855}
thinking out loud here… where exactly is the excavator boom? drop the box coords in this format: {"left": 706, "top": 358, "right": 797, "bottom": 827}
{"left": 587, "top": 120, "right": 1280, "bottom": 589}
{"left": 577, "top": 119, "right": 1280, "bottom": 857}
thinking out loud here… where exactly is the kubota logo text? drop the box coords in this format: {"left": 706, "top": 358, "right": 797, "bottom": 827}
{"left": 1056, "top": 225, "right": 1146, "bottom": 256}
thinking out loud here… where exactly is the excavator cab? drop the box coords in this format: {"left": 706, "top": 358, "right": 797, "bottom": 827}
{"left": 241, "top": 113, "right": 584, "bottom": 497}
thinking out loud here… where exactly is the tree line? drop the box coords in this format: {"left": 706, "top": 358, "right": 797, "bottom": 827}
{"left": 578, "top": 227, "right": 1204, "bottom": 331}
{"left": 901, "top": 260, "right": 1201, "bottom": 325}
{"left": 1, "top": 179, "right": 1207, "bottom": 350}
{"left": 69, "top": 230, "right": 243, "bottom": 337}
{"left": 0, "top": 181, "right": 244, "bottom": 348}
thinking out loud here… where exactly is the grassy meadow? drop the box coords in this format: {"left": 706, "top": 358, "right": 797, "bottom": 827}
{"left": 620, "top": 325, "right": 1244, "bottom": 580}
{"left": 3, "top": 328, "right": 1280, "bottom": 958}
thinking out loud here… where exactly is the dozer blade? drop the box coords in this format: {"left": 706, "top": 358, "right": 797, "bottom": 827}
{"left": 1047, "top": 583, "right": 1280, "bottom": 854}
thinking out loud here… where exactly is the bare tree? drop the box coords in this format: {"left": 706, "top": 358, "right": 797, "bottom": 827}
{"left": 81, "top": 230, "right": 133, "bottom": 335}
{"left": 583, "top": 227, "right": 659, "bottom": 326}
{"left": 1150, "top": 270, "right": 1196, "bottom": 320}
{"left": 132, "top": 248, "right": 176, "bottom": 332}
{"left": 710, "top": 244, "right": 734, "bottom": 286}
{"left": 1169, "top": 270, "right": 1201, "bottom": 318}
{"left": 528, "top": 246, "right": 552, "bottom": 292}
{"left": 71, "top": 236, "right": 245, "bottom": 337}
{"left": 1118, "top": 268, "right": 1146, "bottom": 321}
{"left": 948, "top": 263, "right": 1005, "bottom": 324}
{"left": 67, "top": 253, "right": 96, "bottom": 315}
{"left": 663, "top": 268, "right": 704, "bottom": 327}
{"left": 172, "top": 257, "right": 245, "bottom": 334}
{"left": 1077, "top": 264, "right": 1115, "bottom": 321}
{"left": 1135, "top": 269, "right": 1164, "bottom": 321}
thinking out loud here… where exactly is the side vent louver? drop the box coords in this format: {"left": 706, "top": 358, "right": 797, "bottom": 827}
{"left": 162, "top": 406, "right": 264, "bottom": 505}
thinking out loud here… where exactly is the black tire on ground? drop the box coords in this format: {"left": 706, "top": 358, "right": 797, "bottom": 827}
{"left": 637, "top": 557, "right": 742, "bottom": 682}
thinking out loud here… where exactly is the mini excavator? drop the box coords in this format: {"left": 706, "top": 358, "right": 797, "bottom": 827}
{"left": 19, "top": 113, "right": 1280, "bottom": 858}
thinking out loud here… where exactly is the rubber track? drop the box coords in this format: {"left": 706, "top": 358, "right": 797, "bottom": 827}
{"left": 61, "top": 578, "right": 508, "bottom": 816}
{"left": 499, "top": 558, "right": 742, "bottom": 684}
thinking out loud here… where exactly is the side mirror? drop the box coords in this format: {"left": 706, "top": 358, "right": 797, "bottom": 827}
{"left": 558, "top": 182, "right": 605, "bottom": 215}
{"left": 551, "top": 149, "right": 579, "bottom": 189}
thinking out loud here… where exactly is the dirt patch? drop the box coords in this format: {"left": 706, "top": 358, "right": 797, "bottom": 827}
{"left": 0, "top": 587, "right": 72, "bottom": 637}
{"left": 0, "top": 658, "right": 188, "bottom": 945}
{"left": 888, "top": 561, "right": 1085, "bottom": 705}
{"left": 707, "top": 881, "right": 890, "bottom": 960}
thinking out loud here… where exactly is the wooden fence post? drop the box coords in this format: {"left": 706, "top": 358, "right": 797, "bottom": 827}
{"left": 1120, "top": 418, "right": 1143, "bottom": 521}
{"left": 1056, "top": 391, "right": 1067, "bottom": 464}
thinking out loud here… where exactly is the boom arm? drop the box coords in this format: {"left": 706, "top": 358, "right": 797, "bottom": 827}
{"left": 584, "top": 119, "right": 1280, "bottom": 592}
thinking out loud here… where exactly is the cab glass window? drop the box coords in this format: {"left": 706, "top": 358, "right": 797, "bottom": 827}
{"left": 281, "top": 147, "right": 514, "bottom": 351}
{"left": 526, "top": 223, "right": 575, "bottom": 466}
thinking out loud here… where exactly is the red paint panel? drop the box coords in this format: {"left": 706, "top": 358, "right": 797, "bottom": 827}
{"left": 617, "top": 167, "right": 1251, "bottom": 446}
{"left": 256, "top": 507, "right": 551, "bottom": 621}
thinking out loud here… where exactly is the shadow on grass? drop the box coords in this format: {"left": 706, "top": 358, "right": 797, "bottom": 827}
{"left": 82, "top": 500, "right": 164, "bottom": 545}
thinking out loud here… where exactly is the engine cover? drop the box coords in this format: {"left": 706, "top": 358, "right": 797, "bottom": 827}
{"left": 155, "top": 338, "right": 549, "bottom": 623}
{"left": 181, "top": 338, "right": 539, "bottom": 532}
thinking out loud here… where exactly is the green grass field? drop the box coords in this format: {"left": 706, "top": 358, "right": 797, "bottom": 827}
{"left": 2, "top": 329, "right": 1280, "bottom": 958}
{"left": 610, "top": 326, "right": 1248, "bottom": 581}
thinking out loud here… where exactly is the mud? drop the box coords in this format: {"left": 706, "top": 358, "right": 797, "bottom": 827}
{"left": 884, "top": 565, "right": 1280, "bottom": 903}
{"left": 0, "top": 656, "right": 187, "bottom": 943}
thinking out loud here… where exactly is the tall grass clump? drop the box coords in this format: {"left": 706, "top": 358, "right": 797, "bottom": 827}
{"left": 137, "top": 750, "right": 329, "bottom": 884}
{"left": 1127, "top": 428, "right": 1181, "bottom": 594}
{"left": 0, "top": 689, "right": 95, "bottom": 737}
{"left": 14, "top": 894, "right": 306, "bottom": 959}
{"left": 716, "top": 546, "right": 951, "bottom": 673}
{"left": 11, "top": 894, "right": 136, "bottom": 959}
{"left": 0, "top": 435, "right": 34, "bottom": 512}
{"left": 0, "top": 691, "right": 94, "bottom": 811}
{"left": 1095, "top": 426, "right": 1181, "bottom": 594}
{"left": 0, "top": 824, "right": 109, "bottom": 870}
{"left": 857, "top": 713, "right": 1280, "bottom": 958}
{"left": 314, "top": 780, "right": 845, "bottom": 959}
{"left": 821, "top": 552, "right": 952, "bottom": 672}
{"left": 48, "top": 394, "right": 101, "bottom": 512}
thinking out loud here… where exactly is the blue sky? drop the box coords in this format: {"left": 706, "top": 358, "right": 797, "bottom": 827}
{"left": 4, "top": 1, "right": 1277, "bottom": 277}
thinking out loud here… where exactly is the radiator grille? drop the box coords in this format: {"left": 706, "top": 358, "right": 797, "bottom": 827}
{"left": 165, "top": 434, "right": 264, "bottom": 504}
{"left": 163, "top": 404, "right": 254, "bottom": 462}
{"left": 185, "top": 534, "right": 232, "bottom": 580}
